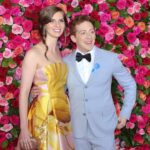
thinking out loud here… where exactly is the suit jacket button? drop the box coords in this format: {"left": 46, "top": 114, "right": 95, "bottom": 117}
{"left": 84, "top": 85, "right": 88, "bottom": 88}
{"left": 85, "top": 99, "right": 88, "bottom": 101}
{"left": 83, "top": 113, "right": 86, "bottom": 116}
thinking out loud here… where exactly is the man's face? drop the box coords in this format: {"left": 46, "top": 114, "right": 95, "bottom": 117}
{"left": 71, "top": 21, "right": 96, "bottom": 53}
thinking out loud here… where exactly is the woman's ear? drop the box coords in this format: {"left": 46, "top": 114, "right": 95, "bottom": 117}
{"left": 70, "top": 35, "right": 76, "bottom": 43}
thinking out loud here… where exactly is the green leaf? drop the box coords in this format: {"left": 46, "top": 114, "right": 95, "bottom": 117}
{"left": 1, "top": 58, "right": 14, "bottom": 68}
{"left": 0, "top": 45, "right": 5, "bottom": 52}
{"left": 7, "top": 69, "right": 16, "bottom": 76}
{"left": 93, "top": 4, "right": 98, "bottom": 10}
{"left": 2, "top": 25, "right": 12, "bottom": 36}
{"left": 0, "top": 0, "right": 4, "bottom": 3}
{"left": 96, "top": 35, "right": 103, "bottom": 44}
{"left": 132, "top": 106, "right": 143, "bottom": 115}
{"left": 94, "top": 21, "right": 100, "bottom": 29}
{"left": 120, "top": 10, "right": 128, "bottom": 17}
{"left": 67, "top": 12, "right": 72, "bottom": 18}
{"left": 2, "top": 140, "right": 8, "bottom": 149}
{"left": 12, "top": 80, "right": 20, "bottom": 88}
{"left": 73, "top": 6, "right": 81, "bottom": 12}
{"left": 1, "top": 58, "right": 9, "bottom": 67}
{"left": 106, "top": 0, "right": 116, "bottom": 2}
{"left": 11, "top": 128, "right": 19, "bottom": 138}
{"left": 104, "top": 44, "right": 113, "bottom": 50}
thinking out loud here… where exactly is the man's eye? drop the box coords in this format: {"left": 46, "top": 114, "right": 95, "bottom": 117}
{"left": 60, "top": 19, "right": 65, "bottom": 22}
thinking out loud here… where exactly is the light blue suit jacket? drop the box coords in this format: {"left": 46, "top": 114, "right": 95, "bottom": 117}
{"left": 63, "top": 46, "right": 136, "bottom": 138}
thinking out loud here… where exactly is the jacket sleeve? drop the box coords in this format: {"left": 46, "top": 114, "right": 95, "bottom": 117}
{"left": 113, "top": 55, "right": 137, "bottom": 120}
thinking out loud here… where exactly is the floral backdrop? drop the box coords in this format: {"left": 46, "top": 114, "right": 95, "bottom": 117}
{"left": 0, "top": 0, "right": 150, "bottom": 149}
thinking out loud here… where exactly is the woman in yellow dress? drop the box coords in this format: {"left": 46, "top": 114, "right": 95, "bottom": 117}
{"left": 17, "top": 5, "right": 74, "bottom": 150}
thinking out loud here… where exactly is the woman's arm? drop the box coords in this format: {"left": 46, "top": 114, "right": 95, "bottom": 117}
{"left": 19, "top": 49, "right": 38, "bottom": 149}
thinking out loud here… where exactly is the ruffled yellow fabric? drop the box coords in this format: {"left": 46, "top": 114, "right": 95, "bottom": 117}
{"left": 28, "top": 63, "right": 74, "bottom": 150}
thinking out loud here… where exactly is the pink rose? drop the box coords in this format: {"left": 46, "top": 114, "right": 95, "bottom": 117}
{"left": 5, "top": 76, "right": 13, "bottom": 85}
{"left": 6, "top": 133, "right": 12, "bottom": 139}
{"left": 0, "top": 41, "right": 3, "bottom": 48}
{"left": 140, "top": 40, "right": 148, "bottom": 48}
{"left": 0, "top": 99, "right": 8, "bottom": 107}
{"left": 21, "top": 31, "right": 30, "bottom": 39}
{"left": 34, "top": 0, "right": 42, "bottom": 6}
{"left": 3, "top": 48, "right": 12, "bottom": 58}
{"left": 71, "top": 0, "right": 79, "bottom": 8}
{"left": 100, "top": 12, "right": 111, "bottom": 22}
{"left": 0, "top": 28, "right": 5, "bottom": 38}
{"left": 105, "top": 32, "right": 114, "bottom": 42}
{"left": 98, "top": 2, "right": 108, "bottom": 12}
{"left": 12, "top": 24, "right": 23, "bottom": 35}
{"left": 135, "top": 74, "right": 145, "bottom": 85}
{"left": 1, "top": 36, "right": 8, "bottom": 43}
{"left": 13, "top": 16, "right": 24, "bottom": 24}
{"left": 3, "top": 16, "right": 13, "bottom": 25}
{"left": 0, "top": 6, "right": 6, "bottom": 15}
{"left": 82, "top": 4, "right": 93, "bottom": 14}
{"left": 22, "top": 20, "right": 33, "bottom": 32}
{"left": 138, "top": 120, "right": 146, "bottom": 129}
{"left": 10, "top": 0, "right": 19, "bottom": 4}
{"left": 10, "top": 6, "right": 21, "bottom": 16}
{"left": 126, "top": 122, "right": 135, "bottom": 129}
{"left": 127, "top": 7, "right": 135, "bottom": 15}
{"left": 127, "top": 32, "right": 136, "bottom": 44}
{"left": 15, "top": 67, "right": 22, "bottom": 80}
{"left": 133, "top": 26, "right": 141, "bottom": 35}
{"left": 142, "top": 104, "right": 150, "bottom": 114}
{"left": 0, "top": 123, "right": 13, "bottom": 132}
{"left": 134, "top": 2, "right": 141, "bottom": 13}
{"left": 19, "top": 0, "right": 33, "bottom": 7}
{"left": 116, "top": 0, "right": 126, "bottom": 10}
{"left": 22, "top": 39, "right": 31, "bottom": 50}
{"left": 137, "top": 129, "right": 145, "bottom": 135}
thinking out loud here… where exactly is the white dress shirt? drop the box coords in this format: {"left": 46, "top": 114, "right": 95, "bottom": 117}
{"left": 76, "top": 46, "right": 95, "bottom": 84}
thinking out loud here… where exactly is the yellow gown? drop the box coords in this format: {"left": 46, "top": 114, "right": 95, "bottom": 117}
{"left": 28, "top": 62, "right": 74, "bottom": 150}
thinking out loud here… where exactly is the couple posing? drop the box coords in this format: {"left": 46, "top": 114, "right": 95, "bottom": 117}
{"left": 18, "top": 5, "right": 136, "bottom": 150}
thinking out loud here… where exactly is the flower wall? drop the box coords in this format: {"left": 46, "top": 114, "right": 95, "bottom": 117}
{"left": 0, "top": 0, "right": 150, "bottom": 149}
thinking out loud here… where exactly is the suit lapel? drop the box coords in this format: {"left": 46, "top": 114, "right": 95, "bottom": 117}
{"left": 87, "top": 47, "right": 101, "bottom": 85}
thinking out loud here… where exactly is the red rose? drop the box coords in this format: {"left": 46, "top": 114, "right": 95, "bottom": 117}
{"left": 0, "top": 132, "right": 6, "bottom": 143}
{"left": 133, "top": 134, "right": 144, "bottom": 144}
{"left": 0, "top": 68, "right": 8, "bottom": 82}
{"left": 0, "top": 106, "right": 5, "bottom": 113}
{"left": 90, "top": 11, "right": 100, "bottom": 21}
{"left": 142, "top": 58, "right": 150, "bottom": 65}
{"left": 11, "top": 99, "right": 19, "bottom": 108}
{"left": 141, "top": 11, "right": 148, "bottom": 19}
{"left": 0, "top": 115, "right": 9, "bottom": 125}
{"left": 0, "top": 86, "right": 8, "bottom": 95}
{"left": 9, "top": 115, "right": 19, "bottom": 126}
{"left": 2, "top": 0, "right": 11, "bottom": 9}
{"left": 133, "top": 13, "right": 141, "bottom": 21}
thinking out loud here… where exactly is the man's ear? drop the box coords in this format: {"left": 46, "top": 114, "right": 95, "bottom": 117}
{"left": 70, "top": 35, "right": 76, "bottom": 43}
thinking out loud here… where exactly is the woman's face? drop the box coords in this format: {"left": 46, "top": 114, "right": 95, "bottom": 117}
{"left": 45, "top": 11, "right": 65, "bottom": 38}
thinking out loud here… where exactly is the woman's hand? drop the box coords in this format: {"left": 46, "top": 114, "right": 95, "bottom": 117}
{"left": 30, "top": 86, "right": 40, "bottom": 99}
{"left": 19, "top": 129, "right": 33, "bottom": 150}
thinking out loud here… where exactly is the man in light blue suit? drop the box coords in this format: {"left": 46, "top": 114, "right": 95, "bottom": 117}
{"left": 63, "top": 15, "right": 137, "bottom": 150}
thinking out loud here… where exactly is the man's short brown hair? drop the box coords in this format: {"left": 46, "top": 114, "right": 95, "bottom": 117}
{"left": 70, "top": 15, "right": 94, "bottom": 35}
